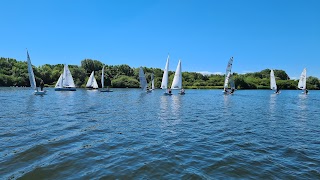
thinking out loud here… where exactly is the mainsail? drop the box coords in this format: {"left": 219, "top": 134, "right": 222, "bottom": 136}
{"left": 161, "top": 54, "right": 169, "bottom": 89}
{"left": 298, "top": 68, "right": 307, "bottom": 90}
{"left": 101, "top": 66, "right": 105, "bottom": 89}
{"left": 86, "top": 71, "right": 99, "bottom": 89}
{"left": 26, "top": 50, "right": 37, "bottom": 90}
{"left": 171, "top": 60, "right": 182, "bottom": 89}
{"left": 223, "top": 57, "right": 234, "bottom": 91}
{"left": 139, "top": 67, "right": 148, "bottom": 91}
{"left": 270, "top": 69, "right": 277, "bottom": 90}
{"left": 151, "top": 73, "right": 155, "bottom": 90}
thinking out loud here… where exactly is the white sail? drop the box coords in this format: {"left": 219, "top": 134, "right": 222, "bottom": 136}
{"left": 62, "top": 64, "right": 76, "bottom": 87}
{"left": 270, "top": 69, "right": 277, "bottom": 90}
{"left": 298, "top": 68, "right": 307, "bottom": 90}
{"left": 55, "top": 74, "right": 63, "bottom": 88}
{"left": 223, "top": 57, "right": 234, "bottom": 91}
{"left": 101, "top": 66, "right": 105, "bottom": 89}
{"left": 171, "top": 60, "right": 182, "bottom": 89}
{"left": 26, "top": 50, "right": 37, "bottom": 90}
{"left": 86, "top": 71, "right": 98, "bottom": 88}
{"left": 161, "top": 55, "right": 169, "bottom": 89}
{"left": 151, "top": 73, "right": 155, "bottom": 90}
{"left": 230, "top": 75, "right": 235, "bottom": 89}
{"left": 139, "top": 67, "right": 148, "bottom": 91}
{"left": 224, "top": 72, "right": 231, "bottom": 90}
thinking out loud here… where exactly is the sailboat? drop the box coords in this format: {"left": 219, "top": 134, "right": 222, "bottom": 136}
{"left": 171, "top": 60, "right": 185, "bottom": 95}
{"left": 86, "top": 71, "right": 99, "bottom": 89}
{"left": 223, "top": 57, "right": 235, "bottom": 95}
{"left": 54, "top": 64, "right": 76, "bottom": 91}
{"left": 26, "top": 50, "right": 47, "bottom": 95}
{"left": 298, "top": 68, "right": 308, "bottom": 94}
{"left": 270, "top": 69, "right": 279, "bottom": 94}
{"left": 161, "top": 54, "right": 172, "bottom": 95}
{"left": 100, "top": 66, "right": 113, "bottom": 92}
{"left": 151, "top": 73, "right": 155, "bottom": 90}
{"left": 139, "top": 67, "right": 151, "bottom": 92}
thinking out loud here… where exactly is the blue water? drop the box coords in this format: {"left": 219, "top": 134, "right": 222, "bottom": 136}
{"left": 1, "top": 88, "right": 320, "bottom": 179}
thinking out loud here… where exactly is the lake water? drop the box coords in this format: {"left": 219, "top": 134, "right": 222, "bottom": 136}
{"left": 1, "top": 87, "right": 320, "bottom": 179}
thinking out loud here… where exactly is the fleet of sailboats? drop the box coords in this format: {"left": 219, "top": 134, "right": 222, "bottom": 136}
{"left": 223, "top": 57, "right": 235, "bottom": 95}
{"left": 54, "top": 64, "right": 76, "bottom": 91}
{"left": 27, "top": 50, "right": 47, "bottom": 95}
{"left": 298, "top": 68, "right": 308, "bottom": 94}
{"left": 86, "top": 71, "right": 99, "bottom": 89}
{"left": 22, "top": 51, "right": 313, "bottom": 96}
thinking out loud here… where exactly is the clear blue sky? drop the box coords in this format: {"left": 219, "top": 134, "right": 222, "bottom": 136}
{"left": 1, "top": 0, "right": 319, "bottom": 79}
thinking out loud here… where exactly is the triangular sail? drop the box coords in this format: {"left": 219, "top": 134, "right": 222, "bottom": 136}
{"left": 298, "top": 68, "right": 307, "bottom": 90}
{"left": 171, "top": 60, "right": 182, "bottom": 89}
{"left": 161, "top": 54, "right": 169, "bottom": 89}
{"left": 270, "top": 69, "right": 277, "bottom": 90}
{"left": 139, "top": 67, "right": 148, "bottom": 91}
{"left": 26, "top": 50, "right": 37, "bottom": 90}
{"left": 92, "top": 76, "right": 99, "bottom": 89}
{"left": 224, "top": 57, "right": 234, "bottom": 91}
{"left": 151, "top": 73, "right": 155, "bottom": 90}
{"left": 86, "top": 71, "right": 98, "bottom": 88}
{"left": 63, "top": 64, "right": 76, "bottom": 87}
{"left": 55, "top": 74, "right": 63, "bottom": 88}
{"left": 224, "top": 72, "right": 231, "bottom": 91}
{"left": 101, "top": 66, "right": 105, "bottom": 89}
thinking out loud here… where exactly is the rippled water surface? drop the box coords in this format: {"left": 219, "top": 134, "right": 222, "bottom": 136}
{"left": 1, "top": 87, "right": 320, "bottom": 179}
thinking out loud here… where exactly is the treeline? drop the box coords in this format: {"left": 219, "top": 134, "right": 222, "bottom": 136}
{"left": 1, "top": 57, "right": 320, "bottom": 89}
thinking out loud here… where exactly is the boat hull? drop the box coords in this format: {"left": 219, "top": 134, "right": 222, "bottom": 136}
{"left": 100, "top": 89, "right": 113, "bottom": 92}
{"left": 34, "top": 90, "right": 47, "bottom": 95}
{"left": 55, "top": 87, "right": 76, "bottom": 91}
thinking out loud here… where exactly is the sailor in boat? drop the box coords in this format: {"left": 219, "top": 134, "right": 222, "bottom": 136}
{"left": 224, "top": 89, "right": 229, "bottom": 94}
{"left": 180, "top": 88, "right": 185, "bottom": 94}
{"left": 168, "top": 88, "right": 172, "bottom": 94}
{"left": 230, "top": 88, "right": 235, "bottom": 94}
{"left": 40, "top": 79, "right": 44, "bottom": 91}
{"left": 275, "top": 87, "right": 280, "bottom": 94}
{"left": 305, "top": 89, "right": 308, "bottom": 94}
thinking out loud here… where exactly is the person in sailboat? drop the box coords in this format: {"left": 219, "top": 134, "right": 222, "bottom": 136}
{"left": 168, "top": 88, "right": 172, "bottom": 94}
{"left": 40, "top": 79, "right": 44, "bottom": 91}
{"left": 275, "top": 87, "right": 280, "bottom": 94}
{"left": 180, "top": 88, "right": 185, "bottom": 94}
{"left": 305, "top": 89, "right": 308, "bottom": 94}
{"left": 230, "top": 88, "right": 235, "bottom": 94}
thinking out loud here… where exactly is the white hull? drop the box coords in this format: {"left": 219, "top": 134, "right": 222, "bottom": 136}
{"left": 34, "top": 90, "right": 47, "bottom": 95}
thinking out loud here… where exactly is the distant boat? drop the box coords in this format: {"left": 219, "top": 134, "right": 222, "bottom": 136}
{"left": 223, "top": 57, "right": 235, "bottom": 95}
{"left": 26, "top": 50, "right": 47, "bottom": 95}
{"left": 86, "top": 71, "right": 99, "bottom": 90}
{"left": 151, "top": 73, "right": 155, "bottom": 90}
{"left": 161, "top": 54, "right": 172, "bottom": 95}
{"left": 139, "top": 67, "right": 151, "bottom": 92}
{"left": 298, "top": 68, "right": 307, "bottom": 94}
{"left": 100, "top": 66, "right": 113, "bottom": 92}
{"left": 270, "top": 69, "right": 279, "bottom": 94}
{"left": 171, "top": 60, "right": 185, "bottom": 95}
{"left": 54, "top": 64, "right": 76, "bottom": 91}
